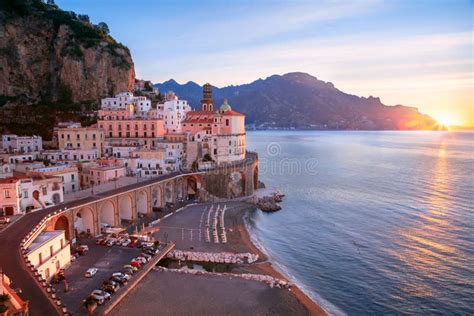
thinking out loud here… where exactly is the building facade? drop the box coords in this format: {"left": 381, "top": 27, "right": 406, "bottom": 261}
{"left": 58, "top": 126, "right": 105, "bottom": 156}
{"left": 101, "top": 92, "right": 151, "bottom": 112}
{"left": 26, "top": 230, "right": 71, "bottom": 281}
{"left": 156, "top": 91, "right": 191, "bottom": 134}
{"left": 182, "top": 84, "right": 246, "bottom": 167}
{"left": 2, "top": 134, "right": 42, "bottom": 154}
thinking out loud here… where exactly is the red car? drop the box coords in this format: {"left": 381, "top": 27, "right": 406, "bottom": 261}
{"left": 128, "top": 240, "right": 138, "bottom": 248}
{"left": 130, "top": 260, "right": 141, "bottom": 268}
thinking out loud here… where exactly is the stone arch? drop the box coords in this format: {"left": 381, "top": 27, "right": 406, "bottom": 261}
{"left": 152, "top": 185, "right": 163, "bottom": 209}
{"left": 137, "top": 190, "right": 148, "bottom": 214}
{"left": 165, "top": 181, "right": 173, "bottom": 203}
{"left": 176, "top": 178, "right": 184, "bottom": 200}
{"left": 240, "top": 171, "right": 246, "bottom": 196}
{"left": 187, "top": 177, "right": 198, "bottom": 200}
{"left": 119, "top": 194, "right": 133, "bottom": 221}
{"left": 54, "top": 215, "right": 71, "bottom": 241}
{"left": 100, "top": 200, "right": 116, "bottom": 226}
{"left": 253, "top": 165, "right": 259, "bottom": 190}
{"left": 75, "top": 207, "right": 95, "bottom": 236}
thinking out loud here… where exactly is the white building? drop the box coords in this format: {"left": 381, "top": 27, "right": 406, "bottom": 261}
{"left": 42, "top": 149, "right": 99, "bottom": 162}
{"left": 28, "top": 165, "right": 79, "bottom": 194}
{"left": 19, "top": 176, "right": 64, "bottom": 211}
{"left": 2, "top": 134, "right": 42, "bottom": 153}
{"left": 156, "top": 91, "right": 191, "bottom": 134}
{"left": 0, "top": 175, "right": 64, "bottom": 215}
{"left": 0, "top": 162, "right": 13, "bottom": 179}
{"left": 101, "top": 92, "right": 151, "bottom": 112}
{"left": 1, "top": 153, "right": 38, "bottom": 164}
{"left": 26, "top": 230, "right": 71, "bottom": 281}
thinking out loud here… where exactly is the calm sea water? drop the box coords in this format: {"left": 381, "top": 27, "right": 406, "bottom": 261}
{"left": 245, "top": 131, "right": 474, "bottom": 315}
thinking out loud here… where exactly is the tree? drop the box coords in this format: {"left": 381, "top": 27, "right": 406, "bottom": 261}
{"left": 77, "top": 14, "right": 90, "bottom": 23}
{"left": 46, "top": 0, "right": 55, "bottom": 5}
{"left": 97, "top": 22, "right": 109, "bottom": 35}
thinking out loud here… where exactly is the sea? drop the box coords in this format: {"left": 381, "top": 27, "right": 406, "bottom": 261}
{"left": 245, "top": 131, "right": 474, "bottom": 315}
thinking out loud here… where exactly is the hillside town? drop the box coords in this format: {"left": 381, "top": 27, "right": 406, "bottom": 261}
{"left": 0, "top": 79, "right": 272, "bottom": 316}
{"left": 0, "top": 85, "right": 246, "bottom": 218}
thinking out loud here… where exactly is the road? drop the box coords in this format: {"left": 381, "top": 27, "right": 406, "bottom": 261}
{"left": 0, "top": 153, "right": 258, "bottom": 315}
{"left": 0, "top": 171, "right": 191, "bottom": 316}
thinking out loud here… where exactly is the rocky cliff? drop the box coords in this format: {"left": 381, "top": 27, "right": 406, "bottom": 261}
{"left": 0, "top": 0, "right": 135, "bottom": 106}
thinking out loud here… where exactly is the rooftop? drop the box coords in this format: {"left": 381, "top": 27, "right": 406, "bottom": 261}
{"left": 27, "top": 230, "right": 63, "bottom": 253}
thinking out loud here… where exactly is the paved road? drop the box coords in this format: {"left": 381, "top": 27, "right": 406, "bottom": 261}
{"left": 0, "top": 171, "right": 191, "bottom": 316}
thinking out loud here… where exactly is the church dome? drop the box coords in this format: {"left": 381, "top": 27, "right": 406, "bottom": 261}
{"left": 220, "top": 99, "right": 232, "bottom": 112}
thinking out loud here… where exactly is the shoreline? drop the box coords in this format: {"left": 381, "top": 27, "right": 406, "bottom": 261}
{"left": 238, "top": 205, "right": 327, "bottom": 316}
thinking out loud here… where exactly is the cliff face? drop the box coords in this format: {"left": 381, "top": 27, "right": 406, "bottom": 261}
{"left": 0, "top": 1, "right": 135, "bottom": 106}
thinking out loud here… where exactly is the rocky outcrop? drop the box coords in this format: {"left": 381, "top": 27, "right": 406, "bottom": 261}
{"left": 251, "top": 188, "right": 285, "bottom": 212}
{"left": 0, "top": 2, "right": 135, "bottom": 106}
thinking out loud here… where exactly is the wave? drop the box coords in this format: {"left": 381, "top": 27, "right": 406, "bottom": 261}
{"left": 243, "top": 212, "right": 346, "bottom": 316}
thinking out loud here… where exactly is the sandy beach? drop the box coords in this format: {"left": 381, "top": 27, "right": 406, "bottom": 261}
{"left": 111, "top": 202, "right": 327, "bottom": 315}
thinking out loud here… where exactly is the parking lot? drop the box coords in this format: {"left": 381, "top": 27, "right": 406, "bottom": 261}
{"left": 52, "top": 238, "right": 141, "bottom": 315}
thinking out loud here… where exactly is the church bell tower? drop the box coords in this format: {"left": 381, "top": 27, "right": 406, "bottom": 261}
{"left": 200, "top": 83, "right": 214, "bottom": 112}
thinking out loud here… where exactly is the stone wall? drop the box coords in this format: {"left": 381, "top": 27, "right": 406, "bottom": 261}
{"left": 199, "top": 152, "right": 258, "bottom": 199}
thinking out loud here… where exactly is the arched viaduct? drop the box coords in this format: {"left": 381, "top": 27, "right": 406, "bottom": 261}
{"left": 42, "top": 152, "right": 259, "bottom": 242}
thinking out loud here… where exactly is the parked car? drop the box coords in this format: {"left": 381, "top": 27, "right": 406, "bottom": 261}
{"left": 110, "top": 275, "right": 127, "bottom": 286}
{"left": 101, "top": 281, "right": 119, "bottom": 293}
{"left": 123, "top": 264, "right": 138, "bottom": 272}
{"left": 106, "top": 239, "right": 117, "bottom": 247}
{"left": 0, "top": 217, "right": 11, "bottom": 224}
{"left": 128, "top": 240, "right": 138, "bottom": 248}
{"left": 91, "top": 289, "right": 111, "bottom": 303}
{"left": 130, "top": 260, "right": 141, "bottom": 268}
{"left": 85, "top": 268, "right": 98, "bottom": 278}
{"left": 96, "top": 238, "right": 105, "bottom": 245}
{"left": 121, "top": 240, "right": 131, "bottom": 247}
{"left": 140, "top": 253, "right": 152, "bottom": 260}
{"left": 76, "top": 245, "right": 89, "bottom": 255}
{"left": 135, "top": 256, "right": 148, "bottom": 263}
{"left": 112, "top": 272, "right": 131, "bottom": 281}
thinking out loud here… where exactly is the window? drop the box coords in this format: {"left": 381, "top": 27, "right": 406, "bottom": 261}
{"left": 226, "top": 119, "right": 229, "bottom": 126}
{"left": 23, "top": 190, "right": 28, "bottom": 198}
{"left": 4, "top": 190, "right": 10, "bottom": 198}
{"left": 45, "top": 268, "right": 50, "bottom": 279}
{"left": 39, "top": 253, "right": 42, "bottom": 264}
{"left": 50, "top": 245, "right": 54, "bottom": 257}
{"left": 42, "top": 187, "right": 47, "bottom": 195}
{"left": 56, "top": 260, "right": 60, "bottom": 271}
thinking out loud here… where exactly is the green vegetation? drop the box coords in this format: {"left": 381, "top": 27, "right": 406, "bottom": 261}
{"left": 0, "top": 102, "right": 98, "bottom": 140}
{"left": 1, "top": 0, "right": 131, "bottom": 68}
{"left": 203, "top": 154, "right": 213, "bottom": 162}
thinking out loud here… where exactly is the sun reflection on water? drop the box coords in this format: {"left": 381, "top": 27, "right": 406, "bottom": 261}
{"left": 391, "top": 140, "right": 461, "bottom": 299}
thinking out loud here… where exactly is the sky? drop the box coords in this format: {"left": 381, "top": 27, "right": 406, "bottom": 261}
{"left": 56, "top": 0, "right": 473, "bottom": 127}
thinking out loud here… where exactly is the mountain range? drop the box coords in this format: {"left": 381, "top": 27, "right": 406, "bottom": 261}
{"left": 155, "top": 73, "right": 439, "bottom": 130}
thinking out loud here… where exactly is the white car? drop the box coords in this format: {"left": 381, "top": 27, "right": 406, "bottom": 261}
{"left": 90, "top": 290, "right": 111, "bottom": 304}
{"left": 121, "top": 240, "right": 131, "bottom": 247}
{"left": 112, "top": 272, "right": 131, "bottom": 281}
{"left": 106, "top": 239, "right": 116, "bottom": 247}
{"left": 135, "top": 257, "right": 148, "bottom": 264}
{"left": 85, "top": 268, "right": 98, "bottom": 278}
